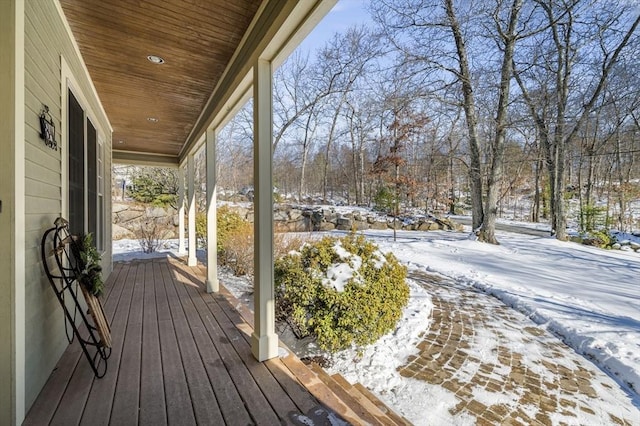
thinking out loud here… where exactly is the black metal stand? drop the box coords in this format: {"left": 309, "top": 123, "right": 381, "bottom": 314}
{"left": 40, "top": 218, "right": 111, "bottom": 378}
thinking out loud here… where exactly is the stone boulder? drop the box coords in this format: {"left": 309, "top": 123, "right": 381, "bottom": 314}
{"left": 146, "top": 206, "right": 167, "bottom": 218}
{"left": 115, "top": 209, "right": 144, "bottom": 224}
{"left": 112, "top": 203, "right": 129, "bottom": 214}
{"left": 336, "top": 216, "right": 352, "bottom": 231}
{"left": 318, "top": 222, "right": 336, "bottom": 231}
{"left": 112, "top": 224, "right": 135, "bottom": 240}
{"left": 370, "top": 220, "right": 388, "bottom": 230}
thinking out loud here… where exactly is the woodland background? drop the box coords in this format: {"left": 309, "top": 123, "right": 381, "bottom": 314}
{"left": 116, "top": 0, "right": 640, "bottom": 245}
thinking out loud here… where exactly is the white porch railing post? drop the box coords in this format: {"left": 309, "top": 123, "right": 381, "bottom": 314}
{"left": 206, "top": 128, "right": 219, "bottom": 293}
{"left": 178, "top": 166, "right": 186, "bottom": 255}
{"left": 187, "top": 154, "right": 197, "bottom": 266}
{"left": 251, "top": 58, "right": 278, "bottom": 361}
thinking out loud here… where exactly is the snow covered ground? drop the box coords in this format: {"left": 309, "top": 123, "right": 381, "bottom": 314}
{"left": 113, "top": 220, "right": 640, "bottom": 423}
{"left": 339, "top": 228, "right": 640, "bottom": 423}
{"left": 363, "top": 228, "right": 640, "bottom": 392}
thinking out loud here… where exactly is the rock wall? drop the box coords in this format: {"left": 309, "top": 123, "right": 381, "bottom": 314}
{"left": 112, "top": 202, "right": 463, "bottom": 240}
{"left": 233, "top": 204, "right": 463, "bottom": 233}
{"left": 112, "top": 202, "right": 178, "bottom": 240}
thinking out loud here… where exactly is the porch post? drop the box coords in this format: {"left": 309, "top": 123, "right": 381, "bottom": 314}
{"left": 187, "top": 154, "right": 197, "bottom": 266}
{"left": 205, "top": 129, "right": 219, "bottom": 293}
{"left": 0, "top": 0, "right": 25, "bottom": 423}
{"left": 251, "top": 58, "right": 278, "bottom": 361}
{"left": 178, "top": 166, "right": 186, "bottom": 254}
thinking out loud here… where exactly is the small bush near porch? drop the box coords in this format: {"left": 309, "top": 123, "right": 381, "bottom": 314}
{"left": 275, "top": 233, "right": 409, "bottom": 352}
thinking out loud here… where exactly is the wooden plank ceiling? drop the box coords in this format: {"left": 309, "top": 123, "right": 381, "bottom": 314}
{"left": 59, "top": 0, "right": 262, "bottom": 161}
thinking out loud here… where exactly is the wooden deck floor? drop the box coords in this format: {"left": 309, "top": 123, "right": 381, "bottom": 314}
{"left": 23, "top": 257, "right": 351, "bottom": 425}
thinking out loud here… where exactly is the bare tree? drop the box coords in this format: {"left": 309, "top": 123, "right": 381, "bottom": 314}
{"left": 514, "top": 0, "right": 640, "bottom": 239}
{"left": 315, "top": 26, "right": 381, "bottom": 202}
{"left": 373, "top": 0, "right": 526, "bottom": 243}
{"left": 478, "top": 0, "right": 524, "bottom": 243}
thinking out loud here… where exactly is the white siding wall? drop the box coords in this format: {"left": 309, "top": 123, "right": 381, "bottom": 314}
{"left": 23, "top": 0, "right": 112, "bottom": 411}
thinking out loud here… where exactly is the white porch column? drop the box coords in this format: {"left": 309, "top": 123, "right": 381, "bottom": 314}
{"left": 205, "top": 129, "right": 219, "bottom": 293}
{"left": 178, "top": 166, "right": 186, "bottom": 255}
{"left": 0, "top": 0, "right": 25, "bottom": 423}
{"left": 251, "top": 58, "right": 278, "bottom": 361}
{"left": 0, "top": 0, "right": 24, "bottom": 425}
{"left": 187, "top": 154, "right": 197, "bottom": 266}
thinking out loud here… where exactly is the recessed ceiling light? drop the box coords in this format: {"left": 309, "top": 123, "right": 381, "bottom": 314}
{"left": 118, "top": 140, "right": 125, "bottom": 144}
{"left": 147, "top": 117, "right": 159, "bottom": 123}
{"left": 147, "top": 55, "right": 165, "bottom": 64}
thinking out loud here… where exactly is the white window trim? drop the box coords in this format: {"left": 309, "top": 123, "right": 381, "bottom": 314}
{"left": 97, "top": 136, "right": 104, "bottom": 252}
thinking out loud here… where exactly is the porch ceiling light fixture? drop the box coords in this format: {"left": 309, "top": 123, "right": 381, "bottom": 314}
{"left": 147, "top": 55, "right": 165, "bottom": 64}
{"left": 147, "top": 117, "right": 159, "bottom": 123}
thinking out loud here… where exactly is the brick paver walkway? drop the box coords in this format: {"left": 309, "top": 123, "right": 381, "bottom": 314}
{"left": 399, "top": 271, "right": 640, "bottom": 425}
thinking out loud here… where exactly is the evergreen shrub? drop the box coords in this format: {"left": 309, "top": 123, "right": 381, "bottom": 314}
{"left": 275, "top": 233, "right": 409, "bottom": 352}
{"left": 215, "top": 206, "right": 254, "bottom": 275}
{"left": 582, "top": 230, "right": 613, "bottom": 248}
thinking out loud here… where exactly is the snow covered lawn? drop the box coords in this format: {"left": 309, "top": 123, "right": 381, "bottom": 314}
{"left": 323, "top": 228, "right": 640, "bottom": 424}
{"left": 362, "top": 228, "right": 640, "bottom": 394}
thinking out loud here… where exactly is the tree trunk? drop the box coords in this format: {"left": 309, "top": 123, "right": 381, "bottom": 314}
{"left": 322, "top": 95, "right": 345, "bottom": 202}
{"left": 478, "top": 0, "right": 523, "bottom": 244}
{"left": 445, "top": 0, "right": 484, "bottom": 231}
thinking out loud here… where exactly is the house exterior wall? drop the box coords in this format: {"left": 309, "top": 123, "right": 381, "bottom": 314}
{"left": 21, "top": 0, "right": 112, "bottom": 419}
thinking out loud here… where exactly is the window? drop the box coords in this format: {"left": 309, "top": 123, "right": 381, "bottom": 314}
{"left": 68, "top": 89, "right": 103, "bottom": 249}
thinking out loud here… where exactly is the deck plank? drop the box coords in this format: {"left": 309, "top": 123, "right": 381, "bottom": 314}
{"left": 109, "top": 261, "right": 145, "bottom": 425}
{"left": 157, "top": 261, "right": 197, "bottom": 426}
{"left": 138, "top": 261, "right": 167, "bottom": 426}
{"left": 48, "top": 341, "right": 97, "bottom": 425}
{"left": 175, "top": 262, "right": 302, "bottom": 424}
{"left": 213, "top": 275, "right": 361, "bottom": 425}
{"left": 171, "top": 267, "right": 281, "bottom": 425}
{"left": 80, "top": 262, "right": 135, "bottom": 425}
{"left": 206, "top": 294, "right": 302, "bottom": 420}
{"left": 162, "top": 261, "right": 225, "bottom": 425}
{"left": 169, "top": 266, "right": 254, "bottom": 424}
{"left": 213, "top": 281, "right": 326, "bottom": 416}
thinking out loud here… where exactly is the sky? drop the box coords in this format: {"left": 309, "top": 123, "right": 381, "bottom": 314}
{"left": 114, "top": 212, "right": 640, "bottom": 425}
{"left": 297, "top": 0, "right": 372, "bottom": 54}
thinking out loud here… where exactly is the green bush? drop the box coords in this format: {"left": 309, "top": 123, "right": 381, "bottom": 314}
{"left": 373, "top": 186, "right": 395, "bottom": 214}
{"left": 196, "top": 206, "right": 305, "bottom": 276}
{"left": 217, "top": 206, "right": 249, "bottom": 252}
{"left": 580, "top": 204, "right": 608, "bottom": 232}
{"left": 202, "top": 206, "right": 253, "bottom": 275}
{"left": 581, "top": 230, "right": 613, "bottom": 248}
{"left": 220, "top": 220, "right": 254, "bottom": 276}
{"left": 195, "top": 206, "right": 248, "bottom": 252}
{"left": 126, "top": 167, "right": 178, "bottom": 208}
{"left": 74, "top": 233, "right": 104, "bottom": 297}
{"left": 275, "top": 233, "right": 409, "bottom": 353}
{"left": 195, "top": 212, "right": 207, "bottom": 248}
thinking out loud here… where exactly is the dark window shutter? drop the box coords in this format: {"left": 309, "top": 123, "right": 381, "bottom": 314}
{"left": 68, "top": 91, "right": 85, "bottom": 236}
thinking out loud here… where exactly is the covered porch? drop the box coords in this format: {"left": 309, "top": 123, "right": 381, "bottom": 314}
{"left": 23, "top": 257, "right": 402, "bottom": 425}
{"left": 22, "top": 0, "right": 405, "bottom": 423}
{"left": 2, "top": 0, "right": 398, "bottom": 423}
{"left": 64, "top": 0, "right": 339, "bottom": 363}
